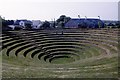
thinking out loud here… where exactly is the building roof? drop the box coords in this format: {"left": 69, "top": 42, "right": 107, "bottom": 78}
{"left": 14, "top": 20, "right": 32, "bottom": 25}
{"left": 65, "top": 18, "right": 104, "bottom": 28}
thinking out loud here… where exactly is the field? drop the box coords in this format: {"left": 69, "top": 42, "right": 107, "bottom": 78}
{"left": 0, "top": 28, "right": 119, "bottom": 79}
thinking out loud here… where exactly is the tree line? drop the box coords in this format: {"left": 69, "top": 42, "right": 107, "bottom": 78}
{"left": 1, "top": 15, "right": 71, "bottom": 30}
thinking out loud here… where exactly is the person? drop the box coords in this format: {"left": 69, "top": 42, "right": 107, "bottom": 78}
{"left": 56, "top": 31, "right": 57, "bottom": 34}
{"left": 62, "top": 31, "right": 63, "bottom": 35}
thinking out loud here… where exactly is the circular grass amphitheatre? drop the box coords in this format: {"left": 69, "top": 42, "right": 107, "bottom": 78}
{"left": 1, "top": 28, "right": 119, "bottom": 78}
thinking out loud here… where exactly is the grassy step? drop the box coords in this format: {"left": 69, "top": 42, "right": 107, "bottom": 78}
{"left": 31, "top": 49, "right": 42, "bottom": 58}
{"left": 49, "top": 55, "right": 75, "bottom": 63}
{"left": 15, "top": 44, "right": 35, "bottom": 56}
{"left": 6, "top": 41, "right": 30, "bottom": 56}
{"left": 7, "top": 43, "right": 33, "bottom": 57}
{"left": 45, "top": 48, "right": 79, "bottom": 54}
{"left": 40, "top": 42, "right": 86, "bottom": 48}
{"left": 84, "top": 38, "right": 118, "bottom": 51}
{"left": 43, "top": 51, "right": 79, "bottom": 61}
{"left": 76, "top": 40, "right": 117, "bottom": 54}
{"left": 2, "top": 37, "right": 22, "bottom": 44}
{"left": 2, "top": 39, "right": 25, "bottom": 50}
{"left": 1, "top": 36, "right": 14, "bottom": 40}
{"left": 23, "top": 46, "right": 38, "bottom": 57}
{"left": 42, "top": 45, "right": 82, "bottom": 52}
{"left": 24, "top": 48, "right": 41, "bottom": 59}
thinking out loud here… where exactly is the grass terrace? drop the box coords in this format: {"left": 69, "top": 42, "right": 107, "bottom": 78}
{"left": 1, "top": 28, "right": 119, "bottom": 78}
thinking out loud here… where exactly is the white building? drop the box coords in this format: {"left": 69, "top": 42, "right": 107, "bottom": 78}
{"left": 19, "top": 21, "right": 25, "bottom": 26}
{"left": 19, "top": 21, "right": 25, "bottom": 29}
{"left": 14, "top": 20, "right": 32, "bottom": 29}
{"left": 8, "top": 25, "right": 15, "bottom": 30}
{"left": 32, "top": 20, "right": 43, "bottom": 29}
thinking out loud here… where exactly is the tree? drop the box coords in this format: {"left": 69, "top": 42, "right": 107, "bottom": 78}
{"left": 2, "top": 18, "right": 7, "bottom": 27}
{"left": 7, "top": 20, "right": 14, "bottom": 25}
{"left": 25, "top": 23, "right": 32, "bottom": 30}
{"left": 56, "top": 15, "right": 71, "bottom": 28}
{"left": 2, "top": 19, "right": 14, "bottom": 27}
{"left": 40, "top": 21, "right": 50, "bottom": 29}
{"left": 0, "top": 16, "right": 2, "bottom": 30}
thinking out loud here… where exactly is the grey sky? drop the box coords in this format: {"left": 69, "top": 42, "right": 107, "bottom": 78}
{"left": 0, "top": 0, "right": 119, "bottom": 21}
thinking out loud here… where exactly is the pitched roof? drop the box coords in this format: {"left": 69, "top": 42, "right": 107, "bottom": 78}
{"left": 65, "top": 18, "right": 104, "bottom": 28}
{"left": 14, "top": 20, "right": 32, "bottom": 25}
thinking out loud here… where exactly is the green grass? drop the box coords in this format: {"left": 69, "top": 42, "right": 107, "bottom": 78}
{"left": 1, "top": 28, "right": 119, "bottom": 78}
{"left": 50, "top": 57, "right": 75, "bottom": 64}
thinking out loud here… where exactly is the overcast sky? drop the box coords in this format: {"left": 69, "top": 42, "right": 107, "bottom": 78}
{"left": 0, "top": 0, "right": 119, "bottom": 21}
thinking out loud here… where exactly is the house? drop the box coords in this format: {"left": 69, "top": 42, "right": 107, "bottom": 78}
{"left": 14, "top": 20, "right": 32, "bottom": 29}
{"left": 8, "top": 25, "right": 23, "bottom": 30}
{"left": 32, "top": 20, "right": 43, "bottom": 29}
{"left": 8, "top": 25, "right": 15, "bottom": 30}
{"left": 65, "top": 18, "right": 104, "bottom": 28}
